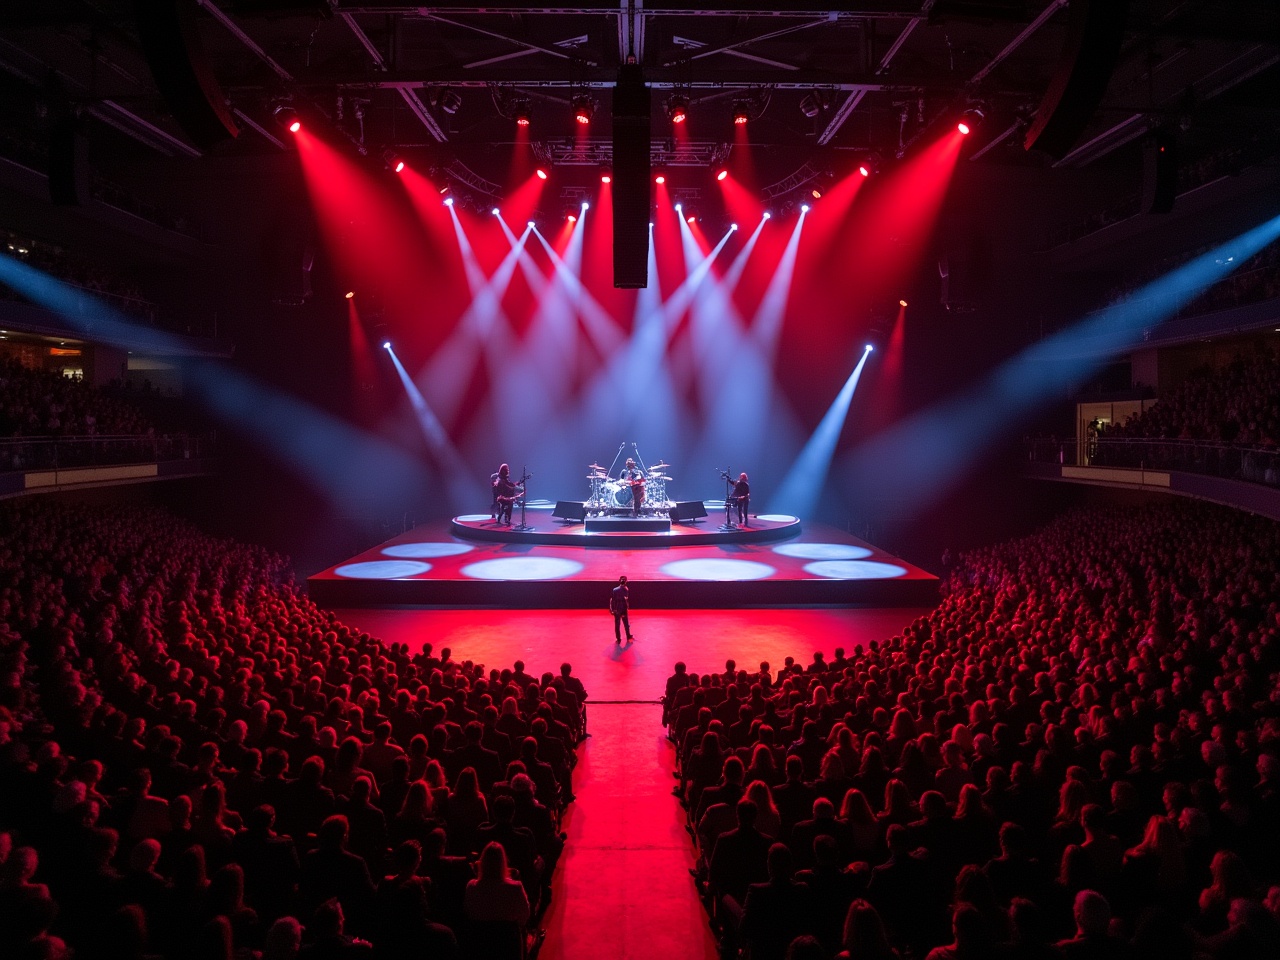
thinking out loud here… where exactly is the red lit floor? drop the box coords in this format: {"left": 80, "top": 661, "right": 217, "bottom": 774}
{"left": 328, "top": 606, "right": 931, "bottom": 959}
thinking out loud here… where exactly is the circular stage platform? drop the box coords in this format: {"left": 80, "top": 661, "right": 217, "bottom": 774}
{"left": 450, "top": 507, "right": 801, "bottom": 548}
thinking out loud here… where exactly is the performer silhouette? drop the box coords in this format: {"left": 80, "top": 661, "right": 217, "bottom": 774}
{"left": 610, "top": 575, "right": 634, "bottom": 644}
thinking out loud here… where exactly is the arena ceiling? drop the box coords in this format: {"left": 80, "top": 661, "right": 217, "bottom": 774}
{"left": 0, "top": 1, "right": 1278, "bottom": 191}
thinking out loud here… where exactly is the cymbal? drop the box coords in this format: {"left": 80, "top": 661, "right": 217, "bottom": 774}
{"left": 652, "top": 461, "right": 671, "bottom": 468}
{"left": 587, "top": 472, "right": 609, "bottom": 479}
{"left": 587, "top": 463, "right": 605, "bottom": 470}
{"left": 653, "top": 474, "right": 674, "bottom": 482}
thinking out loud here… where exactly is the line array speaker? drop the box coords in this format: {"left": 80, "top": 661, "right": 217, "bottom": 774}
{"left": 1142, "top": 130, "right": 1178, "bottom": 215}
{"left": 1023, "top": 0, "right": 1130, "bottom": 160}
{"left": 134, "top": 0, "right": 239, "bottom": 151}
{"left": 612, "top": 64, "right": 650, "bottom": 289}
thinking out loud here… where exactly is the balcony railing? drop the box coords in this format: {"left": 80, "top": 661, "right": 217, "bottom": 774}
{"left": 0, "top": 434, "right": 212, "bottom": 474}
{"left": 1026, "top": 437, "right": 1280, "bottom": 488}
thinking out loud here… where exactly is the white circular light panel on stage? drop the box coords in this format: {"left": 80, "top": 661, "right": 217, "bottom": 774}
{"left": 461, "top": 557, "right": 584, "bottom": 581}
{"left": 773, "top": 543, "right": 872, "bottom": 560}
{"left": 382, "top": 542, "right": 474, "bottom": 559}
{"left": 803, "top": 560, "right": 908, "bottom": 580}
{"left": 456, "top": 514, "right": 494, "bottom": 522}
{"left": 334, "top": 560, "right": 432, "bottom": 579}
{"left": 756, "top": 514, "right": 798, "bottom": 523}
{"left": 660, "top": 559, "right": 776, "bottom": 581}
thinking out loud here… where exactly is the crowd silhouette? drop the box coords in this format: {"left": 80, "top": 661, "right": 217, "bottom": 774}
{"left": 0, "top": 500, "right": 583, "bottom": 960}
{"left": 667, "top": 501, "right": 1280, "bottom": 960}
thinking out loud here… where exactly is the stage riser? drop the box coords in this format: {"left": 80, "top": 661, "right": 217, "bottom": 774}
{"left": 584, "top": 517, "right": 672, "bottom": 533}
{"left": 309, "top": 577, "right": 939, "bottom": 609}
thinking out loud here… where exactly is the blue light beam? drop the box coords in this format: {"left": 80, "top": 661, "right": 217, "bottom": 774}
{"left": 771, "top": 346, "right": 873, "bottom": 517}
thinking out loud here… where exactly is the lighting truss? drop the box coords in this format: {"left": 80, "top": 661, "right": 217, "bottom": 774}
{"left": 533, "top": 138, "right": 731, "bottom": 167}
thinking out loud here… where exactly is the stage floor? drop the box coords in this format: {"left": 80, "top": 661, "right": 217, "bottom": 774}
{"left": 308, "top": 512, "right": 937, "bottom": 608}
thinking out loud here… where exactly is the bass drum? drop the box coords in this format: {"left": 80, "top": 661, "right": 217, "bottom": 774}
{"left": 609, "top": 481, "right": 643, "bottom": 508}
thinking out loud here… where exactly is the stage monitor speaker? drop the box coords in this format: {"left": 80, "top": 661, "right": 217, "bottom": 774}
{"left": 1023, "top": 0, "right": 1129, "bottom": 160}
{"left": 1142, "top": 130, "right": 1178, "bottom": 214}
{"left": 134, "top": 0, "right": 239, "bottom": 151}
{"left": 553, "top": 501, "right": 587, "bottom": 522}
{"left": 48, "top": 120, "right": 90, "bottom": 206}
{"left": 670, "top": 501, "right": 708, "bottom": 522}
{"left": 612, "top": 64, "right": 650, "bottom": 289}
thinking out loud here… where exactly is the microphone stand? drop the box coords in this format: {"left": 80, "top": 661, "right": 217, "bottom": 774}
{"left": 513, "top": 467, "right": 534, "bottom": 531}
{"left": 719, "top": 468, "right": 737, "bottom": 530}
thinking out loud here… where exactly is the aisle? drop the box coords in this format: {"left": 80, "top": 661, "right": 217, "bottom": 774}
{"left": 538, "top": 703, "right": 719, "bottom": 960}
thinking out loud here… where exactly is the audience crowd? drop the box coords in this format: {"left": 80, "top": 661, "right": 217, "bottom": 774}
{"left": 1099, "top": 349, "right": 1280, "bottom": 446}
{"left": 4, "top": 230, "right": 159, "bottom": 324}
{"left": 0, "top": 500, "right": 584, "bottom": 959}
{"left": 665, "top": 500, "right": 1280, "bottom": 960}
{"left": 0, "top": 358, "right": 154, "bottom": 439}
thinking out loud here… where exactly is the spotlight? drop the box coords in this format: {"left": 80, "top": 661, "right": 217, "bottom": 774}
{"left": 858, "top": 164, "right": 870, "bottom": 177}
{"left": 394, "top": 160, "right": 404, "bottom": 173}
{"left": 527, "top": 220, "right": 536, "bottom": 228}
{"left": 899, "top": 299, "right": 908, "bottom": 307}
{"left": 716, "top": 168, "right": 728, "bottom": 182}
{"left": 382, "top": 150, "right": 405, "bottom": 173}
{"left": 572, "top": 95, "right": 595, "bottom": 125}
{"left": 674, "top": 202, "right": 682, "bottom": 212}
{"left": 438, "top": 88, "right": 462, "bottom": 115}
{"left": 666, "top": 94, "right": 689, "bottom": 125}
{"left": 344, "top": 291, "right": 354, "bottom": 299}
{"left": 800, "top": 203, "right": 811, "bottom": 213}
{"left": 686, "top": 214, "right": 696, "bottom": 224}
{"left": 730, "top": 223, "right": 738, "bottom": 231}
{"left": 762, "top": 211, "right": 772, "bottom": 220}
{"left": 865, "top": 344, "right": 874, "bottom": 352}
{"left": 567, "top": 213, "right": 577, "bottom": 223}
{"left": 512, "top": 100, "right": 531, "bottom": 127}
{"left": 732, "top": 102, "right": 751, "bottom": 125}
{"left": 811, "top": 188, "right": 822, "bottom": 199}
{"left": 958, "top": 106, "right": 985, "bottom": 135}
{"left": 273, "top": 104, "right": 300, "bottom": 133}
{"left": 599, "top": 164, "right": 612, "bottom": 184}
{"left": 443, "top": 196, "right": 454, "bottom": 207}
{"left": 382, "top": 342, "right": 391, "bottom": 350}
{"left": 799, "top": 93, "right": 823, "bottom": 118}
{"left": 535, "top": 167, "right": 549, "bottom": 180}
{"left": 491, "top": 207, "right": 500, "bottom": 216}
{"left": 581, "top": 201, "right": 589, "bottom": 211}
{"left": 654, "top": 168, "right": 666, "bottom": 185}
{"left": 857, "top": 152, "right": 881, "bottom": 178}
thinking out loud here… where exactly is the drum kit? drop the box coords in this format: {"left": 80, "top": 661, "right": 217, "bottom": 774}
{"left": 585, "top": 458, "right": 676, "bottom": 516}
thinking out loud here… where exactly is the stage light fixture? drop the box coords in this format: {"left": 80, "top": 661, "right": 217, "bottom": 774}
{"left": 686, "top": 214, "right": 696, "bottom": 224}
{"left": 535, "top": 167, "right": 549, "bottom": 180}
{"left": 801, "top": 203, "right": 811, "bottom": 213}
{"left": 567, "top": 213, "right": 577, "bottom": 223}
{"left": 382, "top": 342, "right": 391, "bottom": 350}
{"left": 653, "top": 167, "right": 667, "bottom": 185}
{"left": 581, "top": 201, "right": 589, "bottom": 211}
{"left": 438, "top": 88, "right": 462, "bottom": 115}
{"left": 799, "top": 93, "right": 823, "bottom": 118}
{"left": 762, "top": 211, "right": 772, "bottom": 220}
{"left": 527, "top": 220, "right": 536, "bottom": 228}
{"left": 865, "top": 343, "right": 874, "bottom": 352}
{"left": 716, "top": 168, "right": 728, "bottom": 182}
{"left": 273, "top": 104, "right": 300, "bottom": 133}
{"left": 730, "top": 223, "right": 738, "bottom": 231}
{"left": 674, "top": 202, "right": 682, "bottom": 212}
{"left": 443, "top": 196, "right": 454, "bottom": 207}
{"left": 344, "top": 291, "right": 354, "bottom": 299}
{"left": 491, "top": 207, "right": 500, "bottom": 216}
{"left": 572, "top": 95, "right": 595, "bottom": 125}
{"left": 512, "top": 100, "right": 531, "bottom": 127}
{"left": 382, "top": 150, "right": 405, "bottom": 174}
{"left": 958, "top": 106, "right": 985, "bottom": 135}
{"left": 811, "top": 188, "right": 822, "bottom": 199}
{"left": 899, "top": 299, "right": 908, "bottom": 307}
{"left": 732, "top": 102, "right": 751, "bottom": 125}
{"left": 666, "top": 94, "right": 689, "bottom": 125}
{"left": 599, "top": 164, "right": 612, "bottom": 184}
{"left": 394, "top": 160, "right": 404, "bottom": 173}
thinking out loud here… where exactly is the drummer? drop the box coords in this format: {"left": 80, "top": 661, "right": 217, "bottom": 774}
{"left": 620, "top": 458, "right": 646, "bottom": 517}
